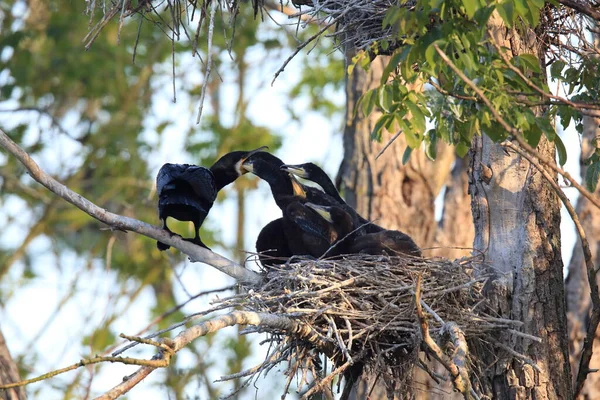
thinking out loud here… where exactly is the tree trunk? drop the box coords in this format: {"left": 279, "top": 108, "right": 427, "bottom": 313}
{"left": 0, "top": 329, "right": 26, "bottom": 400}
{"left": 566, "top": 103, "right": 600, "bottom": 397}
{"left": 466, "top": 14, "right": 572, "bottom": 398}
{"left": 433, "top": 156, "right": 475, "bottom": 260}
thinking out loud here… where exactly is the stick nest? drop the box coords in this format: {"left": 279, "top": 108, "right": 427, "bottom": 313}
{"left": 215, "top": 254, "right": 513, "bottom": 398}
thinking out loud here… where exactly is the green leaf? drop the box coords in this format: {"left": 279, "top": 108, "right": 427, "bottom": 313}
{"left": 537, "top": 117, "right": 556, "bottom": 141}
{"left": 360, "top": 89, "right": 376, "bottom": 117}
{"left": 426, "top": 129, "right": 438, "bottom": 160}
{"left": 550, "top": 60, "right": 566, "bottom": 80}
{"left": 554, "top": 135, "right": 567, "bottom": 166}
{"left": 456, "top": 142, "right": 470, "bottom": 157}
{"left": 405, "top": 101, "right": 426, "bottom": 135}
{"left": 585, "top": 160, "right": 600, "bottom": 193}
{"left": 371, "top": 114, "right": 392, "bottom": 142}
{"left": 402, "top": 146, "right": 413, "bottom": 165}
{"left": 525, "top": 124, "right": 542, "bottom": 148}
{"left": 461, "top": 0, "right": 480, "bottom": 18}
{"left": 405, "top": 129, "right": 421, "bottom": 148}
{"left": 496, "top": 1, "right": 515, "bottom": 27}
{"left": 518, "top": 54, "right": 541, "bottom": 73}
{"left": 379, "top": 85, "right": 395, "bottom": 113}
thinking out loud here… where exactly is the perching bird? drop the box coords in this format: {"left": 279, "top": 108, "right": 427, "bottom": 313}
{"left": 156, "top": 146, "right": 267, "bottom": 251}
{"left": 281, "top": 162, "right": 384, "bottom": 234}
{"left": 347, "top": 229, "right": 422, "bottom": 257}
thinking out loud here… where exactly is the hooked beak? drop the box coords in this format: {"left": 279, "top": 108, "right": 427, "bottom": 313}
{"left": 280, "top": 164, "right": 309, "bottom": 179}
{"left": 305, "top": 202, "right": 333, "bottom": 223}
{"left": 239, "top": 146, "right": 268, "bottom": 174}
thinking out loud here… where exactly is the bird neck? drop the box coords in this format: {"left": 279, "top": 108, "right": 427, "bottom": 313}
{"left": 211, "top": 169, "right": 239, "bottom": 191}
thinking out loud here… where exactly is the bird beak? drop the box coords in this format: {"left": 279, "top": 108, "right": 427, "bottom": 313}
{"left": 305, "top": 203, "right": 333, "bottom": 223}
{"left": 280, "top": 164, "right": 309, "bottom": 179}
{"left": 290, "top": 175, "right": 306, "bottom": 198}
{"left": 238, "top": 146, "right": 268, "bottom": 174}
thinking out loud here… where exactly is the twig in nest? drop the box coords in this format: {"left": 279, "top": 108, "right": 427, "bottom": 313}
{"left": 415, "top": 274, "right": 475, "bottom": 400}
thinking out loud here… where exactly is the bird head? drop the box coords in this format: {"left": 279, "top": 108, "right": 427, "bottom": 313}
{"left": 210, "top": 146, "right": 268, "bottom": 189}
{"left": 280, "top": 163, "right": 313, "bottom": 179}
{"left": 304, "top": 203, "right": 335, "bottom": 224}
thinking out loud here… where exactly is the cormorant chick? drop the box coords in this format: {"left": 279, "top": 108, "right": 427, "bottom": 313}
{"left": 255, "top": 218, "right": 292, "bottom": 267}
{"left": 303, "top": 202, "right": 357, "bottom": 257}
{"left": 156, "top": 146, "right": 267, "bottom": 251}
{"left": 281, "top": 162, "right": 381, "bottom": 233}
{"left": 348, "top": 230, "right": 422, "bottom": 257}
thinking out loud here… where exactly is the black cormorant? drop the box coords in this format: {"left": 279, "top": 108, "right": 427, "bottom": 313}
{"left": 303, "top": 202, "right": 358, "bottom": 256}
{"left": 347, "top": 229, "right": 422, "bottom": 257}
{"left": 156, "top": 146, "right": 267, "bottom": 251}
{"left": 281, "top": 162, "right": 345, "bottom": 203}
{"left": 281, "top": 162, "right": 377, "bottom": 233}
{"left": 255, "top": 218, "right": 292, "bottom": 267}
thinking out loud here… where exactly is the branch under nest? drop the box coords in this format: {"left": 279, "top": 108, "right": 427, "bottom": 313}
{"left": 197, "top": 254, "right": 530, "bottom": 399}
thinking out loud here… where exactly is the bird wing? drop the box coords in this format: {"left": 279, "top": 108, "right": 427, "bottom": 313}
{"left": 156, "top": 164, "right": 217, "bottom": 204}
{"left": 178, "top": 165, "right": 217, "bottom": 203}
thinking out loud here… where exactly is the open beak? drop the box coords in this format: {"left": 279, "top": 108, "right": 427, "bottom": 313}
{"left": 290, "top": 175, "right": 306, "bottom": 198}
{"left": 280, "top": 164, "right": 309, "bottom": 179}
{"left": 239, "top": 146, "right": 268, "bottom": 173}
{"left": 305, "top": 202, "right": 333, "bottom": 223}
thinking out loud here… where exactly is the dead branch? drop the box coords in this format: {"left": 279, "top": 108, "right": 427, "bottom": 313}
{"left": 0, "top": 129, "right": 262, "bottom": 285}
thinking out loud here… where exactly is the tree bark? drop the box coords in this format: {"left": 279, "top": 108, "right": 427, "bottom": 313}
{"left": 466, "top": 14, "right": 572, "bottom": 398}
{"left": 566, "top": 107, "right": 600, "bottom": 397}
{"left": 433, "top": 156, "right": 475, "bottom": 260}
{"left": 0, "top": 329, "right": 26, "bottom": 400}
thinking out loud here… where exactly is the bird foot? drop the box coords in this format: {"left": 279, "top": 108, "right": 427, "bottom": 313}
{"left": 183, "top": 237, "right": 211, "bottom": 251}
{"left": 156, "top": 231, "right": 183, "bottom": 251}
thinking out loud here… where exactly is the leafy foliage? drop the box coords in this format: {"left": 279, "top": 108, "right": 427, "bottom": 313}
{"left": 355, "top": 0, "right": 597, "bottom": 174}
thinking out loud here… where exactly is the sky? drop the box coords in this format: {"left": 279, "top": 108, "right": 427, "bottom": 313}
{"left": 0, "top": 4, "right": 586, "bottom": 399}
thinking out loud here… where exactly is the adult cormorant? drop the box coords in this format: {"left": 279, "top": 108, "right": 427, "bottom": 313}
{"left": 156, "top": 146, "right": 267, "bottom": 251}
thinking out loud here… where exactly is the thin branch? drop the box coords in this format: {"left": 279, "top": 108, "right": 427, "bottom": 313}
{"left": 0, "top": 129, "right": 262, "bottom": 285}
{"left": 556, "top": 0, "right": 600, "bottom": 22}
{"left": 415, "top": 274, "right": 476, "bottom": 400}
{"left": 489, "top": 35, "right": 600, "bottom": 114}
{"left": 95, "top": 311, "right": 315, "bottom": 400}
{"left": 195, "top": 0, "right": 217, "bottom": 124}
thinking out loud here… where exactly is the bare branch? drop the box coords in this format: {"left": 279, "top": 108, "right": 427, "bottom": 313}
{"left": 94, "top": 311, "right": 313, "bottom": 400}
{"left": 415, "top": 274, "right": 476, "bottom": 400}
{"left": 0, "top": 129, "right": 262, "bottom": 285}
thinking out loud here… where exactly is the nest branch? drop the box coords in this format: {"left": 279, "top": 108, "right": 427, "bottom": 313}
{"left": 0, "top": 129, "right": 261, "bottom": 285}
{"left": 415, "top": 275, "right": 475, "bottom": 399}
